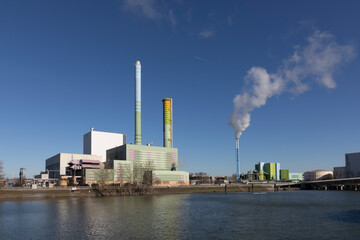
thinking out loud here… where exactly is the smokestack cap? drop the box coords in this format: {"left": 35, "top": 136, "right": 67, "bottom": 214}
{"left": 135, "top": 61, "right": 141, "bottom": 65}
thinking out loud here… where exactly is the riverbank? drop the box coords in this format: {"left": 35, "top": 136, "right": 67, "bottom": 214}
{"left": 0, "top": 184, "right": 295, "bottom": 200}
{"left": 0, "top": 188, "right": 95, "bottom": 200}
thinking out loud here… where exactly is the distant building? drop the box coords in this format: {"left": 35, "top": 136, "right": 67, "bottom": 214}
{"left": 255, "top": 162, "right": 283, "bottom": 181}
{"left": 345, "top": 152, "right": 360, "bottom": 178}
{"left": 280, "top": 169, "right": 289, "bottom": 181}
{"left": 34, "top": 171, "right": 49, "bottom": 180}
{"left": 276, "top": 163, "right": 281, "bottom": 181}
{"left": 304, "top": 170, "right": 333, "bottom": 181}
{"left": 45, "top": 153, "right": 102, "bottom": 179}
{"left": 264, "top": 163, "right": 277, "bottom": 180}
{"left": 83, "top": 128, "right": 126, "bottom": 162}
{"left": 289, "top": 173, "right": 303, "bottom": 182}
{"left": 333, "top": 166, "right": 346, "bottom": 179}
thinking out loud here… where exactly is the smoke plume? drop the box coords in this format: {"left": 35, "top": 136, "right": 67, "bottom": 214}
{"left": 230, "top": 31, "right": 355, "bottom": 139}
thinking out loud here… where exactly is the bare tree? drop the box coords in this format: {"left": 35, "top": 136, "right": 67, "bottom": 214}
{"left": 142, "top": 160, "right": 154, "bottom": 185}
{"left": 121, "top": 161, "right": 154, "bottom": 195}
{"left": 231, "top": 174, "right": 237, "bottom": 183}
{"left": 95, "top": 169, "right": 113, "bottom": 186}
{"left": 0, "top": 161, "right": 4, "bottom": 188}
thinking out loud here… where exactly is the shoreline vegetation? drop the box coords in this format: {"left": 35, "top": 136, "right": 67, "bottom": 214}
{"left": 0, "top": 184, "right": 298, "bottom": 200}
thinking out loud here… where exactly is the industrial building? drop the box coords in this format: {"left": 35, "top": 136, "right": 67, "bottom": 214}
{"left": 254, "top": 162, "right": 283, "bottom": 181}
{"left": 264, "top": 163, "right": 277, "bottom": 180}
{"left": 280, "top": 169, "right": 289, "bottom": 181}
{"left": 303, "top": 170, "right": 333, "bottom": 181}
{"left": 39, "top": 61, "right": 189, "bottom": 186}
{"left": 345, "top": 152, "right": 360, "bottom": 178}
{"left": 332, "top": 152, "right": 360, "bottom": 179}
{"left": 83, "top": 129, "right": 126, "bottom": 162}
{"left": 45, "top": 153, "right": 102, "bottom": 179}
{"left": 253, "top": 162, "right": 300, "bottom": 182}
{"left": 333, "top": 166, "right": 346, "bottom": 179}
{"left": 85, "top": 61, "right": 189, "bottom": 186}
{"left": 289, "top": 173, "right": 303, "bottom": 182}
{"left": 262, "top": 163, "right": 279, "bottom": 180}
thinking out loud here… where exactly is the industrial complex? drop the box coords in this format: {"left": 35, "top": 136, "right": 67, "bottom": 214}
{"left": 37, "top": 61, "right": 189, "bottom": 186}
{"left": 3, "top": 61, "right": 360, "bottom": 189}
{"left": 245, "top": 162, "right": 303, "bottom": 182}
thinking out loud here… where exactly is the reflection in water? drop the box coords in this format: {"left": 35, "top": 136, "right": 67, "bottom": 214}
{"left": 1, "top": 191, "right": 360, "bottom": 239}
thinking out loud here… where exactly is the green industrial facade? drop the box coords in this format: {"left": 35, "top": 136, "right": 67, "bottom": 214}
{"left": 86, "top": 144, "right": 189, "bottom": 184}
{"left": 264, "top": 163, "right": 276, "bottom": 180}
{"left": 289, "top": 173, "right": 303, "bottom": 182}
{"left": 258, "top": 170, "right": 264, "bottom": 181}
{"left": 255, "top": 162, "right": 294, "bottom": 181}
{"left": 280, "top": 169, "right": 289, "bottom": 181}
{"left": 107, "top": 144, "right": 178, "bottom": 171}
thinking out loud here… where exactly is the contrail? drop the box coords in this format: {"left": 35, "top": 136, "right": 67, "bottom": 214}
{"left": 193, "top": 55, "right": 213, "bottom": 64}
{"left": 229, "top": 30, "right": 355, "bottom": 139}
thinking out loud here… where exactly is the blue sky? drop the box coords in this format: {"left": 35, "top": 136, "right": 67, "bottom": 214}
{"left": 0, "top": 0, "right": 359, "bottom": 178}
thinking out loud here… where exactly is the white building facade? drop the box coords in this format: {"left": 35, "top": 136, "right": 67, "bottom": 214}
{"left": 83, "top": 128, "right": 126, "bottom": 162}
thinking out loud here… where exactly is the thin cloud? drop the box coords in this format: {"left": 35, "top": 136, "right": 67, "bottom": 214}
{"left": 227, "top": 16, "right": 233, "bottom": 26}
{"left": 123, "top": 0, "right": 161, "bottom": 20}
{"left": 186, "top": 8, "right": 192, "bottom": 22}
{"left": 199, "top": 30, "right": 215, "bottom": 38}
{"left": 193, "top": 56, "right": 213, "bottom": 64}
{"left": 169, "top": 9, "right": 176, "bottom": 28}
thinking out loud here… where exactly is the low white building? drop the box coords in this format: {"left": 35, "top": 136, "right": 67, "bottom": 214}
{"left": 83, "top": 128, "right": 126, "bottom": 162}
{"left": 45, "top": 153, "right": 102, "bottom": 179}
{"left": 304, "top": 170, "right": 333, "bottom": 181}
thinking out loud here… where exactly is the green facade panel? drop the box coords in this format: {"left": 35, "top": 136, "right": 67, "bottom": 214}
{"left": 258, "top": 170, "right": 264, "bottom": 181}
{"left": 107, "top": 144, "right": 178, "bottom": 171}
{"left": 289, "top": 173, "right": 303, "bottom": 182}
{"left": 152, "top": 170, "right": 189, "bottom": 182}
{"left": 86, "top": 169, "right": 115, "bottom": 182}
{"left": 264, "top": 163, "right": 276, "bottom": 180}
{"left": 280, "top": 169, "right": 289, "bottom": 181}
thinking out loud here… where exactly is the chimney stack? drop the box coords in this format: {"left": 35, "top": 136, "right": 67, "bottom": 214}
{"left": 162, "top": 98, "right": 173, "bottom": 148}
{"left": 135, "top": 61, "right": 141, "bottom": 145}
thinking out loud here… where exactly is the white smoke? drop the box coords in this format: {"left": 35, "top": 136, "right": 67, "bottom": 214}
{"left": 230, "top": 31, "right": 355, "bottom": 139}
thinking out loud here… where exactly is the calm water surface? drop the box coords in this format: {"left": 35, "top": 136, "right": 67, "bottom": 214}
{"left": 1, "top": 191, "right": 360, "bottom": 239}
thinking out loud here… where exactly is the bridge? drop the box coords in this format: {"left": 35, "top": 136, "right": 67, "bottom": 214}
{"left": 278, "top": 177, "right": 360, "bottom": 191}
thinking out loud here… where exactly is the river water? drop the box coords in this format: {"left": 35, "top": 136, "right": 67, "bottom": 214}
{"left": 1, "top": 191, "right": 360, "bottom": 239}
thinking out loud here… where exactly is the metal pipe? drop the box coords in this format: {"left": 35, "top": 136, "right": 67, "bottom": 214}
{"left": 135, "top": 61, "right": 141, "bottom": 145}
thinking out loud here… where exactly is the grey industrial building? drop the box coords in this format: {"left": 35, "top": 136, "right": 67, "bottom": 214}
{"left": 333, "top": 152, "right": 360, "bottom": 179}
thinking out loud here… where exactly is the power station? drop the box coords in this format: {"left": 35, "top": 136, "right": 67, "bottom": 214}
{"left": 42, "top": 61, "right": 189, "bottom": 186}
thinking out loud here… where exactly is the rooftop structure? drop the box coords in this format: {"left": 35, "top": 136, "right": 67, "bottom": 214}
{"left": 83, "top": 128, "right": 126, "bottom": 162}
